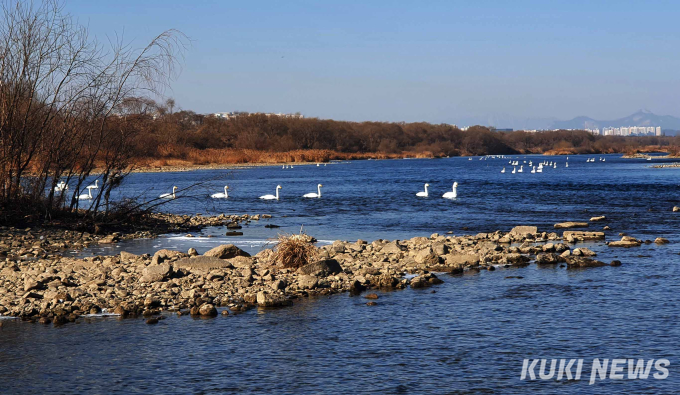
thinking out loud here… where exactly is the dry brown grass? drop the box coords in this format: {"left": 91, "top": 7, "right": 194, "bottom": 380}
{"left": 271, "top": 232, "right": 318, "bottom": 269}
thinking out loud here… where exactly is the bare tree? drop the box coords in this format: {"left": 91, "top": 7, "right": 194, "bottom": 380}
{"left": 0, "top": 0, "right": 187, "bottom": 222}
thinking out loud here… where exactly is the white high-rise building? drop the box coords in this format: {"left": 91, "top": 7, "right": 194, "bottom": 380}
{"left": 656, "top": 126, "right": 662, "bottom": 136}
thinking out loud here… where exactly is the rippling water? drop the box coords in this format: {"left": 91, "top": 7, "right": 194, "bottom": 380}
{"left": 2, "top": 154, "right": 679, "bottom": 393}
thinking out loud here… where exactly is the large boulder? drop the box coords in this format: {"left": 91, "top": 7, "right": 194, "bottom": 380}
{"left": 554, "top": 222, "right": 589, "bottom": 229}
{"left": 573, "top": 247, "right": 597, "bottom": 257}
{"left": 608, "top": 237, "right": 641, "bottom": 248}
{"left": 565, "top": 256, "right": 607, "bottom": 268}
{"left": 229, "top": 256, "right": 255, "bottom": 268}
{"left": 297, "top": 275, "right": 318, "bottom": 290}
{"left": 198, "top": 303, "right": 217, "bottom": 317}
{"left": 173, "top": 256, "right": 234, "bottom": 274}
{"left": 203, "top": 244, "right": 250, "bottom": 259}
{"left": 510, "top": 226, "right": 538, "bottom": 236}
{"left": 414, "top": 247, "right": 439, "bottom": 266}
{"left": 139, "top": 263, "right": 172, "bottom": 283}
{"left": 297, "top": 259, "right": 342, "bottom": 277}
{"left": 536, "top": 253, "right": 561, "bottom": 265}
{"left": 444, "top": 254, "right": 479, "bottom": 266}
{"left": 380, "top": 241, "right": 405, "bottom": 254}
{"left": 256, "top": 291, "right": 292, "bottom": 308}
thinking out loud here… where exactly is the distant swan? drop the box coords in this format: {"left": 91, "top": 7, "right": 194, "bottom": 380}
{"left": 531, "top": 166, "right": 536, "bottom": 174}
{"left": 517, "top": 165, "right": 523, "bottom": 173}
{"left": 512, "top": 166, "right": 516, "bottom": 174}
{"left": 211, "top": 186, "right": 229, "bottom": 199}
{"left": 303, "top": 184, "right": 323, "bottom": 198}
{"left": 55, "top": 181, "right": 68, "bottom": 192}
{"left": 160, "top": 186, "right": 177, "bottom": 199}
{"left": 501, "top": 167, "right": 505, "bottom": 173}
{"left": 260, "top": 185, "right": 282, "bottom": 200}
{"left": 416, "top": 183, "right": 429, "bottom": 197}
{"left": 87, "top": 180, "right": 99, "bottom": 190}
{"left": 77, "top": 188, "right": 93, "bottom": 200}
{"left": 442, "top": 182, "right": 458, "bottom": 199}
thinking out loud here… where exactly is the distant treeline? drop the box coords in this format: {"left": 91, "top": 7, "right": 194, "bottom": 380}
{"left": 131, "top": 105, "right": 680, "bottom": 163}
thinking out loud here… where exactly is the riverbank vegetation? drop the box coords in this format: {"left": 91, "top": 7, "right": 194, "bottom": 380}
{"left": 128, "top": 107, "right": 680, "bottom": 168}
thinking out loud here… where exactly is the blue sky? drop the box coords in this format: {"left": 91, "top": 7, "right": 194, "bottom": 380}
{"left": 66, "top": 0, "right": 680, "bottom": 127}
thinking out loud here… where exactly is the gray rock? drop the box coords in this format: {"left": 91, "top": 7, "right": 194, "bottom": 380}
{"left": 173, "top": 256, "right": 233, "bottom": 274}
{"left": 565, "top": 256, "right": 607, "bottom": 268}
{"left": 297, "top": 259, "right": 342, "bottom": 277}
{"left": 510, "top": 226, "right": 538, "bottom": 235}
{"left": 562, "top": 231, "right": 605, "bottom": 241}
{"left": 380, "top": 241, "right": 405, "bottom": 254}
{"left": 203, "top": 244, "right": 250, "bottom": 259}
{"left": 198, "top": 303, "right": 217, "bottom": 317}
{"left": 139, "top": 264, "right": 172, "bottom": 283}
{"left": 151, "top": 249, "right": 187, "bottom": 265}
{"left": 256, "top": 291, "right": 292, "bottom": 307}
{"left": 415, "top": 247, "right": 439, "bottom": 265}
{"left": 297, "top": 275, "right": 318, "bottom": 290}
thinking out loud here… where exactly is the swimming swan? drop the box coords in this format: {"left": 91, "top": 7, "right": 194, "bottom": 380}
{"left": 442, "top": 182, "right": 458, "bottom": 199}
{"left": 416, "top": 183, "right": 429, "bottom": 197}
{"left": 303, "top": 184, "right": 323, "bottom": 198}
{"left": 160, "top": 186, "right": 177, "bottom": 199}
{"left": 87, "top": 180, "right": 99, "bottom": 190}
{"left": 211, "top": 186, "right": 229, "bottom": 199}
{"left": 77, "top": 188, "right": 93, "bottom": 200}
{"left": 260, "top": 185, "right": 282, "bottom": 200}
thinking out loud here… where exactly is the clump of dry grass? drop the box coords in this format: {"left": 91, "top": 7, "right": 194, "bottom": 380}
{"left": 271, "top": 231, "right": 318, "bottom": 269}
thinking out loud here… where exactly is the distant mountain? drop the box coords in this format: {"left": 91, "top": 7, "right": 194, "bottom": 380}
{"left": 550, "top": 110, "right": 680, "bottom": 134}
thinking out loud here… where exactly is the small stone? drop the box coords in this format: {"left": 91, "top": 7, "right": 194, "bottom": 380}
{"left": 146, "top": 318, "right": 159, "bottom": 325}
{"left": 364, "top": 293, "right": 379, "bottom": 300}
{"left": 655, "top": 237, "right": 669, "bottom": 245}
{"left": 610, "top": 260, "right": 622, "bottom": 267}
{"left": 366, "top": 301, "right": 377, "bottom": 306}
{"left": 188, "top": 247, "right": 198, "bottom": 256}
{"left": 221, "top": 310, "right": 230, "bottom": 316}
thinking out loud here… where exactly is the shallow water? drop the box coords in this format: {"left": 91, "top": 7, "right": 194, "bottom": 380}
{"left": 80, "top": 154, "right": 680, "bottom": 256}
{"left": 2, "top": 154, "right": 680, "bottom": 393}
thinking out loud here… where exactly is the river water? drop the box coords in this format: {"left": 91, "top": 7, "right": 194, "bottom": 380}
{"left": 1, "top": 154, "right": 679, "bottom": 393}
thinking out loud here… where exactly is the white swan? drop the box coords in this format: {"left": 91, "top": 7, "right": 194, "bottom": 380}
{"left": 512, "top": 166, "right": 516, "bottom": 174}
{"left": 566, "top": 162, "right": 569, "bottom": 167}
{"left": 501, "top": 167, "right": 505, "bottom": 173}
{"left": 260, "top": 185, "right": 282, "bottom": 200}
{"left": 160, "top": 186, "right": 177, "bottom": 199}
{"left": 211, "top": 186, "right": 229, "bottom": 199}
{"left": 517, "top": 165, "right": 523, "bottom": 173}
{"left": 416, "top": 183, "right": 429, "bottom": 197}
{"left": 77, "top": 188, "right": 93, "bottom": 200}
{"left": 442, "top": 182, "right": 458, "bottom": 199}
{"left": 55, "top": 181, "right": 68, "bottom": 192}
{"left": 531, "top": 166, "right": 536, "bottom": 174}
{"left": 87, "top": 180, "right": 99, "bottom": 190}
{"left": 303, "top": 184, "right": 323, "bottom": 198}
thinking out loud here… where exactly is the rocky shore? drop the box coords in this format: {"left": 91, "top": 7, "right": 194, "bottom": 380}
{"left": 0, "top": 213, "right": 264, "bottom": 260}
{"left": 0, "top": 222, "right": 671, "bottom": 324}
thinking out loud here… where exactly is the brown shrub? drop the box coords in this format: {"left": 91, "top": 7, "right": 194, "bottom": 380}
{"left": 271, "top": 232, "right": 318, "bottom": 269}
